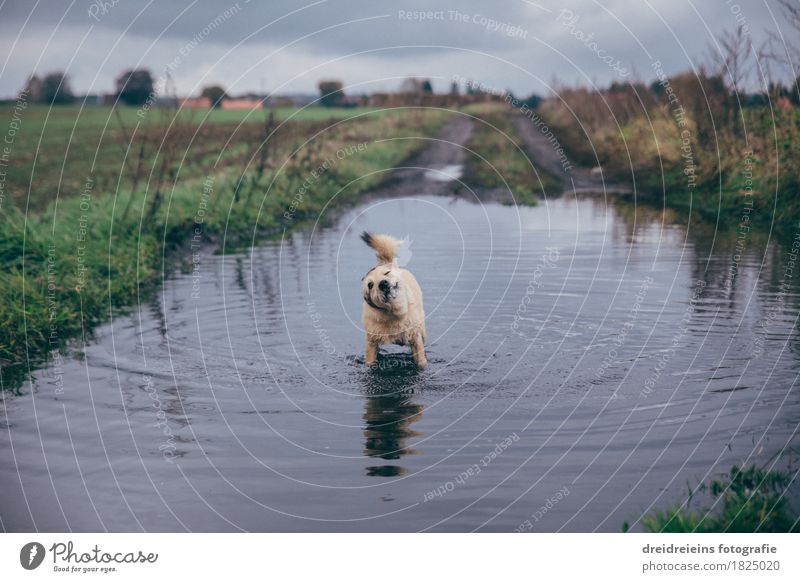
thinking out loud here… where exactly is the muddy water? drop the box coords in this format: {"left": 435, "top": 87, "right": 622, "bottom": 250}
{"left": 2, "top": 183, "right": 799, "bottom": 532}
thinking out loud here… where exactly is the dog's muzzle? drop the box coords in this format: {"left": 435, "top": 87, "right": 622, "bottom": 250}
{"left": 379, "top": 279, "right": 398, "bottom": 301}
{"left": 365, "top": 279, "right": 397, "bottom": 311}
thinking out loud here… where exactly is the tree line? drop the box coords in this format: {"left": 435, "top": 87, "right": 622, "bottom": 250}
{"left": 18, "top": 69, "right": 514, "bottom": 109}
{"left": 20, "top": 68, "right": 228, "bottom": 107}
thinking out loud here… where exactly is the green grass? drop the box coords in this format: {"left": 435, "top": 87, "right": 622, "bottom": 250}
{"left": 0, "top": 104, "right": 394, "bottom": 211}
{"left": 626, "top": 465, "right": 799, "bottom": 533}
{"left": 0, "top": 103, "right": 384, "bottom": 129}
{"left": 461, "top": 103, "right": 560, "bottom": 204}
{"left": 0, "top": 105, "right": 449, "bottom": 388}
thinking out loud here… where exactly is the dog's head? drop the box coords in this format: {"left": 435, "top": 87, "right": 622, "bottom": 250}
{"left": 362, "top": 264, "right": 405, "bottom": 312}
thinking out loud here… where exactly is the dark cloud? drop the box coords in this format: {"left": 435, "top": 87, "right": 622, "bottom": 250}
{"left": 1, "top": 0, "right": 797, "bottom": 98}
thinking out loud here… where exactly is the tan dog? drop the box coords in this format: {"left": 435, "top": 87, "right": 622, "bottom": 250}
{"left": 360, "top": 232, "right": 427, "bottom": 369}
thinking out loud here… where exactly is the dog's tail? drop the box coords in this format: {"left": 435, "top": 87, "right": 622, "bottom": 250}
{"left": 361, "top": 231, "right": 401, "bottom": 264}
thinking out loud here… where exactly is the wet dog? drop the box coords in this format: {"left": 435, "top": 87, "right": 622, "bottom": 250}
{"left": 360, "top": 232, "right": 426, "bottom": 369}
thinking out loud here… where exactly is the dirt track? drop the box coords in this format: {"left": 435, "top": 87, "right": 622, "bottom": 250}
{"left": 511, "top": 113, "right": 631, "bottom": 195}
{"left": 370, "top": 111, "right": 629, "bottom": 202}
{"left": 373, "top": 113, "right": 474, "bottom": 198}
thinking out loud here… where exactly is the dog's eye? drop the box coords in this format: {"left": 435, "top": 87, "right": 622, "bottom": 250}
{"left": 367, "top": 282, "right": 373, "bottom": 289}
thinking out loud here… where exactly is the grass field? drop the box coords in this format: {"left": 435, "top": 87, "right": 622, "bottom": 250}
{"left": 0, "top": 104, "right": 390, "bottom": 211}
{"left": 2, "top": 103, "right": 382, "bottom": 130}
{"left": 0, "top": 104, "right": 448, "bottom": 383}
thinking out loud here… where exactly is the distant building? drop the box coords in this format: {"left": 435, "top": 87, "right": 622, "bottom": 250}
{"left": 221, "top": 98, "right": 263, "bottom": 110}
{"left": 181, "top": 96, "right": 212, "bottom": 109}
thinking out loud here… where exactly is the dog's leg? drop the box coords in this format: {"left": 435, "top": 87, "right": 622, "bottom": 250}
{"left": 411, "top": 333, "right": 427, "bottom": 369}
{"left": 365, "top": 336, "right": 379, "bottom": 367}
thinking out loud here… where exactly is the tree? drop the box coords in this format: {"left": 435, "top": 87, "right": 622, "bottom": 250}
{"left": 201, "top": 85, "right": 227, "bottom": 108}
{"left": 400, "top": 77, "right": 433, "bottom": 94}
{"left": 449, "top": 80, "right": 460, "bottom": 95}
{"left": 39, "top": 72, "right": 74, "bottom": 104}
{"left": 116, "top": 69, "right": 155, "bottom": 106}
{"left": 523, "top": 93, "right": 542, "bottom": 109}
{"left": 23, "top": 75, "right": 43, "bottom": 102}
{"left": 708, "top": 25, "right": 752, "bottom": 95}
{"left": 318, "top": 79, "right": 344, "bottom": 107}
{"left": 776, "top": 1, "right": 800, "bottom": 62}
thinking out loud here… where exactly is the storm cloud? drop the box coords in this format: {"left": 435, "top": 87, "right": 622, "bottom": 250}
{"left": 1, "top": 0, "right": 797, "bottom": 99}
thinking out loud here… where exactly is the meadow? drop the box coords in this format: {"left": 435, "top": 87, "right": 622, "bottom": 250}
{"left": 0, "top": 104, "right": 389, "bottom": 211}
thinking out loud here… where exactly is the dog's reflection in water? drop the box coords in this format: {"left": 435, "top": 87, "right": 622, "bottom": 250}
{"left": 361, "top": 353, "right": 424, "bottom": 477}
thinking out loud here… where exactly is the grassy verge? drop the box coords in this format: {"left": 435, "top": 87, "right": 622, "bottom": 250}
{"left": 461, "top": 103, "right": 560, "bottom": 204}
{"left": 538, "top": 84, "right": 800, "bottom": 236}
{"left": 626, "top": 465, "right": 799, "bottom": 532}
{"left": 0, "top": 106, "right": 448, "bottom": 388}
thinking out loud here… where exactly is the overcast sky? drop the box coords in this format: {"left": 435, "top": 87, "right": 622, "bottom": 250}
{"left": 1, "top": 0, "right": 798, "bottom": 99}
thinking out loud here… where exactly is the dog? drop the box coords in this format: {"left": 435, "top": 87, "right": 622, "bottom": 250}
{"left": 360, "top": 232, "right": 427, "bottom": 369}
